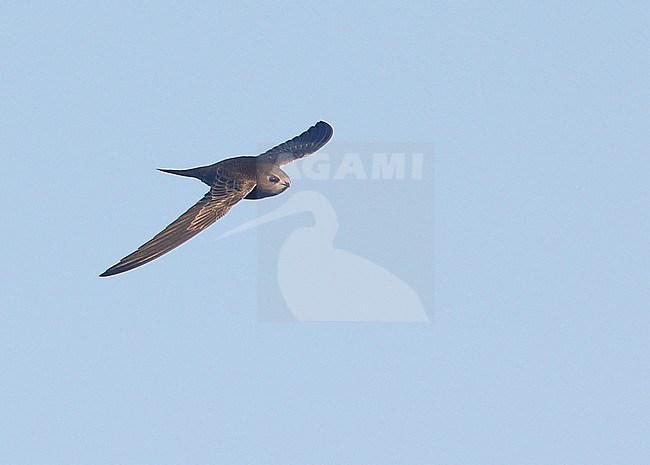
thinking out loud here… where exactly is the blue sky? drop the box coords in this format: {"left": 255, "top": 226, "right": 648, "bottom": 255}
{"left": 1, "top": 1, "right": 648, "bottom": 464}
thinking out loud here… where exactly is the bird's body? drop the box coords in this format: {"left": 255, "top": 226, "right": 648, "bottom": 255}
{"left": 100, "top": 121, "right": 333, "bottom": 277}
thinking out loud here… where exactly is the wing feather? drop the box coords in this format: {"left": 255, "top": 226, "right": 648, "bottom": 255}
{"left": 100, "top": 167, "right": 255, "bottom": 277}
{"left": 257, "top": 121, "right": 333, "bottom": 167}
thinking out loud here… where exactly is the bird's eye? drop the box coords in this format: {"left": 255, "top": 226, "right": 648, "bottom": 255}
{"left": 269, "top": 175, "right": 280, "bottom": 183}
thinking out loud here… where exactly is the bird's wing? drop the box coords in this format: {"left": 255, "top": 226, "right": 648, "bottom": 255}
{"left": 257, "top": 121, "right": 333, "bottom": 167}
{"left": 100, "top": 167, "right": 256, "bottom": 277}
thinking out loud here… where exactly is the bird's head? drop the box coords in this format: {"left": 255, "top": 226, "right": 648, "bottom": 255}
{"left": 256, "top": 164, "right": 291, "bottom": 196}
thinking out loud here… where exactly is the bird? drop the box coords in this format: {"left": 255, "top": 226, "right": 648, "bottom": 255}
{"left": 99, "top": 121, "right": 333, "bottom": 277}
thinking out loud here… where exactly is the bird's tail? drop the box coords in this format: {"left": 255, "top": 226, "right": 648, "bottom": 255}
{"left": 157, "top": 165, "right": 217, "bottom": 186}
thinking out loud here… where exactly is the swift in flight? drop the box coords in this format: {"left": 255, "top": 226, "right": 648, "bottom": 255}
{"left": 100, "top": 121, "right": 333, "bottom": 277}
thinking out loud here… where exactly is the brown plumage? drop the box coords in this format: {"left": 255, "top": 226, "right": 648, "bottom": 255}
{"left": 100, "top": 121, "right": 333, "bottom": 277}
